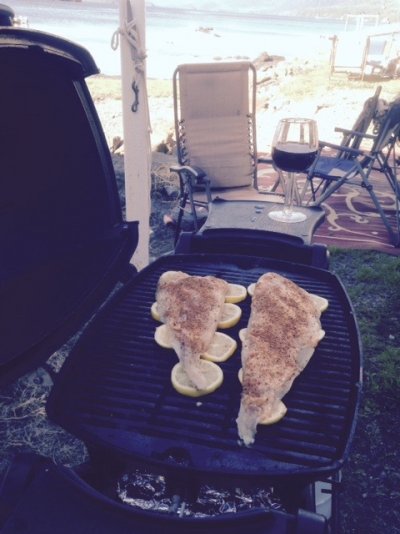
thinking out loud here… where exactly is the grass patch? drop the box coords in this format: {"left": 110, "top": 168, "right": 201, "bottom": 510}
{"left": 87, "top": 74, "right": 172, "bottom": 101}
{"left": 330, "top": 249, "right": 400, "bottom": 533}
{"left": 278, "top": 63, "right": 400, "bottom": 103}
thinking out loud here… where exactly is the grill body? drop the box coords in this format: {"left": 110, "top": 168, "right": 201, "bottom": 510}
{"left": 47, "top": 253, "right": 362, "bottom": 484}
{"left": 0, "top": 454, "right": 328, "bottom": 534}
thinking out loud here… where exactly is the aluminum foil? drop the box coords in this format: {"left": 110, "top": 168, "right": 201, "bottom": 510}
{"left": 117, "top": 470, "right": 285, "bottom": 517}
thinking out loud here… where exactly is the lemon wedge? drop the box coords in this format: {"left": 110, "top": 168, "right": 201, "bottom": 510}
{"left": 225, "top": 283, "right": 247, "bottom": 304}
{"left": 171, "top": 360, "right": 223, "bottom": 397}
{"left": 154, "top": 324, "right": 174, "bottom": 349}
{"left": 151, "top": 302, "right": 162, "bottom": 322}
{"left": 238, "top": 328, "right": 247, "bottom": 343}
{"left": 311, "top": 294, "right": 329, "bottom": 313}
{"left": 202, "top": 332, "right": 237, "bottom": 362}
{"left": 218, "top": 303, "right": 242, "bottom": 329}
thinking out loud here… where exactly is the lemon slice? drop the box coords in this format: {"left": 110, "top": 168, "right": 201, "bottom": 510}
{"left": 259, "top": 401, "right": 287, "bottom": 425}
{"left": 237, "top": 368, "right": 287, "bottom": 425}
{"left": 171, "top": 360, "right": 223, "bottom": 397}
{"left": 247, "top": 282, "right": 256, "bottom": 297}
{"left": 151, "top": 302, "right": 162, "bottom": 322}
{"left": 311, "top": 294, "right": 329, "bottom": 313}
{"left": 238, "top": 367, "right": 243, "bottom": 383}
{"left": 202, "top": 332, "right": 237, "bottom": 362}
{"left": 225, "top": 283, "right": 247, "bottom": 304}
{"left": 154, "top": 324, "right": 173, "bottom": 349}
{"left": 317, "top": 329, "right": 326, "bottom": 342}
{"left": 238, "top": 328, "right": 247, "bottom": 343}
{"left": 218, "top": 303, "right": 242, "bottom": 329}
{"left": 155, "top": 327, "right": 237, "bottom": 363}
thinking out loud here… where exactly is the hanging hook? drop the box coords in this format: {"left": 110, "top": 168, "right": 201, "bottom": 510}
{"left": 131, "top": 81, "right": 139, "bottom": 112}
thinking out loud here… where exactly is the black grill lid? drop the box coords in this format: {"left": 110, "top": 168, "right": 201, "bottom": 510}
{"left": 0, "top": 28, "right": 138, "bottom": 386}
{"left": 0, "top": 4, "right": 14, "bottom": 26}
{"left": 47, "top": 253, "right": 362, "bottom": 482}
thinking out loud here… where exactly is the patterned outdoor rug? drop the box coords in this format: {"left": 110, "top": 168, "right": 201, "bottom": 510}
{"left": 313, "top": 180, "right": 399, "bottom": 254}
{"left": 257, "top": 165, "right": 400, "bottom": 256}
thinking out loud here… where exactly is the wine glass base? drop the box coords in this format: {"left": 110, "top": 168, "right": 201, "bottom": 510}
{"left": 268, "top": 209, "right": 307, "bottom": 223}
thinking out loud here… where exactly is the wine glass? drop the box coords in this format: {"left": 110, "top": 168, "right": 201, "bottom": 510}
{"left": 269, "top": 118, "right": 318, "bottom": 223}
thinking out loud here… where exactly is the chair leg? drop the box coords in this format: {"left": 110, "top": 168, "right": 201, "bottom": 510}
{"left": 174, "top": 178, "right": 189, "bottom": 245}
{"left": 371, "top": 150, "right": 400, "bottom": 246}
{"left": 301, "top": 174, "right": 347, "bottom": 207}
{"left": 387, "top": 156, "right": 400, "bottom": 245}
{"left": 187, "top": 179, "right": 199, "bottom": 232}
{"left": 367, "top": 183, "right": 399, "bottom": 246}
{"left": 361, "top": 162, "right": 400, "bottom": 246}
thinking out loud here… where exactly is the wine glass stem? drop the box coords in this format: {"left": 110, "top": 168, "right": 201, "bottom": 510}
{"left": 284, "top": 172, "right": 295, "bottom": 215}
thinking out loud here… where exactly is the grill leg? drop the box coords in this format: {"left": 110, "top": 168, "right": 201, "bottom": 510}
{"left": 304, "top": 473, "right": 342, "bottom": 534}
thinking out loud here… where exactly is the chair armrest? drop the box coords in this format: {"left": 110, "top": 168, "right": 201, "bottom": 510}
{"left": 170, "top": 164, "right": 208, "bottom": 182}
{"left": 257, "top": 156, "right": 273, "bottom": 164}
{"left": 334, "top": 127, "right": 376, "bottom": 140}
{"left": 170, "top": 164, "right": 212, "bottom": 204}
{"left": 318, "top": 140, "right": 366, "bottom": 158}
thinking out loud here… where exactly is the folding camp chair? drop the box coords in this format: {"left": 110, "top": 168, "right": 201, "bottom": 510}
{"left": 171, "top": 61, "right": 278, "bottom": 239}
{"left": 300, "top": 99, "right": 400, "bottom": 246}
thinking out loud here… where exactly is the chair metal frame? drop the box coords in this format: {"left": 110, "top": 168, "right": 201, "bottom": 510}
{"left": 300, "top": 100, "right": 400, "bottom": 246}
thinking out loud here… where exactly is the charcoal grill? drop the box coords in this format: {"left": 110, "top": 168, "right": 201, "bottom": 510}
{"left": 0, "top": 26, "right": 361, "bottom": 534}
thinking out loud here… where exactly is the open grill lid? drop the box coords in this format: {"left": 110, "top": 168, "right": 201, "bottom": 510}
{"left": 47, "top": 253, "right": 362, "bottom": 483}
{"left": 0, "top": 28, "right": 138, "bottom": 386}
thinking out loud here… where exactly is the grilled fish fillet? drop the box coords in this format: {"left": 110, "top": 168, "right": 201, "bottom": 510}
{"left": 156, "top": 271, "right": 229, "bottom": 389}
{"left": 237, "top": 272, "right": 325, "bottom": 445}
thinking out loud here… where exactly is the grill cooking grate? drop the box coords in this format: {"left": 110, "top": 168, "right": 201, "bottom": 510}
{"left": 47, "top": 254, "right": 361, "bottom": 481}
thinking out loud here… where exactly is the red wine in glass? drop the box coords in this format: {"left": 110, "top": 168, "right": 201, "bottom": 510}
{"left": 269, "top": 118, "right": 318, "bottom": 223}
{"left": 272, "top": 143, "right": 318, "bottom": 173}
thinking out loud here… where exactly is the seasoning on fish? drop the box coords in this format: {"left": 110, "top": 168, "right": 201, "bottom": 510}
{"left": 236, "top": 272, "right": 325, "bottom": 445}
{"left": 156, "top": 271, "right": 229, "bottom": 389}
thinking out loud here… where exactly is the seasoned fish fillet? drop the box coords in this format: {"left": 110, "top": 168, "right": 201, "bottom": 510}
{"left": 237, "top": 272, "right": 325, "bottom": 445}
{"left": 156, "top": 271, "right": 229, "bottom": 389}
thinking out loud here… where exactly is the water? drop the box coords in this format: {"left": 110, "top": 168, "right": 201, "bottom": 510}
{"left": 8, "top": 1, "right": 353, "bottom": 77}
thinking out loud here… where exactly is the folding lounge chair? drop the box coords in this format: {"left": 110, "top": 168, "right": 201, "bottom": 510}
{"left": 171, "top": 61, "right": 277, "bottom": 238}
{"left": 300, "top": 99, "right": 400, "bottom": 246}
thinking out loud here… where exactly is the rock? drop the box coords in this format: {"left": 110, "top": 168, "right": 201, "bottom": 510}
{"left": 111, "top": 136, "right": 124, "bottom": 153}
{"left": 161, "top": 184, "right": 179, "bottom": 200}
